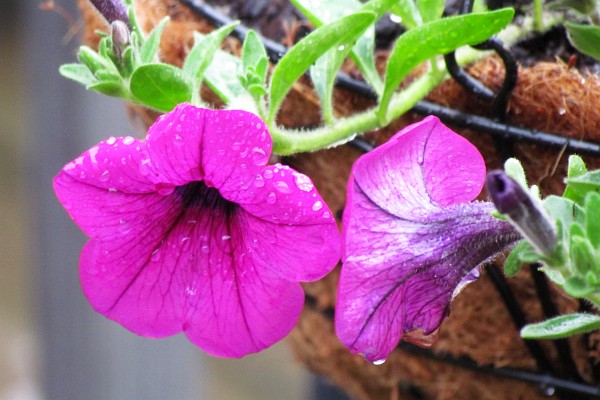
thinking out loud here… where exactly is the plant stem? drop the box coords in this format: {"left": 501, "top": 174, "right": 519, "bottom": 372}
{"left": 534, "top": 0, "right": 544, "bottom": 31}
{"left": 270, "top": 69, "right": 445, "bottom": 155}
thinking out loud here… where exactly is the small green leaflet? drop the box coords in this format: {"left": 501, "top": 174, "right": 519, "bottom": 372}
{"left": 140, "top": 16, "right": 169, "bottom": 64}
{"left": 129, "top": 63, "right": 192, "bottom": 112}
{"left": 521, "top": 313, "right": 600, "bottom": 339}
{"left": 268, "top": 12, "right": 376, "bottom": 123}
{"left": 565, "top": 22, "right": 600, "bottom": 62}
{"left": 183, "top": 22, "right": 239, "bottom": 84}
{"left": 204, "top": 51, "right": 247, "bottom": 104}
{"left": 290, "top": 0, "right": 392, "bottom": 95}
{"left": 377, "top": 8, "right": 514, "bottom": 123}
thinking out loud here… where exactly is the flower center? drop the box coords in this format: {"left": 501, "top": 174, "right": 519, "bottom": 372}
{"left": 176, "top": 181, "right": 237, "bottom": 216}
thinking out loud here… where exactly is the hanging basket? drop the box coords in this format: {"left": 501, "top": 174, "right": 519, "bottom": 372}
{"left": 77, "top": 1, "right": 600, "bottom": 398}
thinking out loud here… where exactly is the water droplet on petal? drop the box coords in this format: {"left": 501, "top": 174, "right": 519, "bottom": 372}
{"left": 251, "top": 147, "right": 267, "bottom": 165}
{"left": 274, "top": 181, "right": 292, "bottom": 194}
{"left": 312, "top": 201, "right": 323, "bottom": 211}
{"left": 99, "top": 170, "right": 110, "bottom": 182}
{"left": 322, "top": 211, "right": 331, "bottom": 219}
{"left": 151, "top": 249, "right": 161, "bottom": 262}
{"left": 106, "top": 136, "right": 117, "bottom": 145}
{"left": 263, "top": 169, "right": 274, "bottom": 179}
{"left": 123, "top": 136, "right": 135, "bottom": 145}
{"left": 108, "top": 187, "right": 117, "bottom": 193}
{"left": 254, "top": 174, "right": 265, "bottom": 187}
{"left": 201, "top": 244, "right": 209, "bottom": 254}
{"left": 267, "top": 192, "right": 277, "bottom": 204}
{"left": 79, "top": 171, "right": 86, "bottom": 179}
{"left": 373, "top": 359, "right": 386, "bottom": 366}
{"left": 293, "top": 173, "right": 314, "bottom": 192}
{"left": 222, "top": 235, "right": 231, "bottom": 241}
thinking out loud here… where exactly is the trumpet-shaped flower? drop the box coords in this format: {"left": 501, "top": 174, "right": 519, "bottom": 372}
{"left": 54, "top": 103, "right": 340, "bottom": 357}
{"left": 336, "top": 116, "right": 519, "bottom": 362}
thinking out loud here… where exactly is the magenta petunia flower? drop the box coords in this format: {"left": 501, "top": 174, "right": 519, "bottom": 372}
{"left": 336, "top": 116, "right": 519, "bottom": 363}
{"left": 53, "top": 103, "right": 341, "bottom": 357}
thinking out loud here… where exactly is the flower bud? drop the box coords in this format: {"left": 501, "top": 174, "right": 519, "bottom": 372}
{"left": 486, "top": 170, "right": 557, "bottom": 255}
{"left": 90, "top": 0, "right": 129, "bottom": 25}
{"left": 111, "top": 20, "right": 130, "bottom": 61}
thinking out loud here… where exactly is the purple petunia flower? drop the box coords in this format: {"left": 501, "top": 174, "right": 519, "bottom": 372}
{"left": 54, "top": 103, "right": 340, "bottom": 357}
{"left": 335, "top": 116, "right": 519, "bottom": 363}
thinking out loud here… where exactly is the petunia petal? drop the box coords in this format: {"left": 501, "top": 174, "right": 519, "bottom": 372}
{"left": 146, "top": 103, "right": 206, "bottom": 187}
{"left": 201, "top": 109, "right": 272, "bottom": 195}
{"left": 336, "top": 117, "right": 519, "bottom": 362}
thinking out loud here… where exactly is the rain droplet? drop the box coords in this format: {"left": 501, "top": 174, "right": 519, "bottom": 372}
{"left": 293, "top": 173, "right": 314, "bottom": 192}
{"left": 123, "top": 136, "right": 135, "bottom": 145}
{"left": 108, "top": 187, "right": 117, "bottom": 192}
{"left": 558, "top": 108, "right": 566, "bottom": 115}
{"left": 373, "top": 359, "right": 386, "bottom": 366}
{"left": 150, "top": 249, "right": 161, "bottom": 262}
{"left": 263, "top": 169, "right": 274, "bottom": 179}
{"left": 181, "top": 237, "right": 190, "bottom": 243}
{"left": 312, "top": 201, "right": 323, "bottom": 211}
{"left": 337, "top": 45, "right": 346, "bottom": 51}
{"left": 201, "top": 244, "right": 209, "bottom": 254}
{"left": 106, "top": 136, "right": 117, "bottom": 145}
{"left": 267, "top": 192, "right": 277, "bottom": 204}
{"left": 251, "top": 147, "right": 267, "bottom": 164}
{"left": 254, "top": 174, "right": 265, "bottom": 187}
{"left": 274, "top": 181, "right": 292, "bottom": 194}
{"left": 99, "top": 170, "right": 111, "bottom": 182}
{"left": 322, "top": 211, "right": 331, "bottom": 219}
{"left": 79, "top": 171, "right": 86, "bottom": 179}
{"left": 222, "top": 235, "right": 231, "bottom": 241}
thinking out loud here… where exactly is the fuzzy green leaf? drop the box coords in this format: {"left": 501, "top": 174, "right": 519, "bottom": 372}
{"left": 59, "top": 64, "right": 98, "bottom": 87}
{"left": 586, "top": 192, "right": 600, "bottom": 248}
{"left": 504, "top": 240, "right": 529, "bottom": 276}
{"left": 378, "top": 8, "right": 514, "bottom": 123}
{"left": 564, "top": 155, "right": 588, "bottom": 204}
{"left": 140, "top": 16, "right": 169, "bottom": 64}
{"left": 565, "top": 22, "right": 600, "bottom": 61}
{"left": 390, "top": 0, "right": 421, "bottom": 30}
{"left": 268, "top": 11, "right": 376, "bottom": 123}
{"left": 310, "top": 43, "right": 353, "bottom": 124}
{"left": 204, "top": 50, "right": 246, "bottom": 104}
{"left": 521, "top": 313, "right": 600, "bottom": 339}
{"left": 242, "top": 30, "right": 269, "bottom": 82}
{"left": 564, "top": 169, "right": 600, "bottom": 207}
{"left": 183, "top": 22, "right": 239, "bottom": 84}
{"left": 129, "top": 63, "right": 192, "bottom": 112}
{"left": 418, "top": 0, "right": 445, "bottom": 22}
{"left": 88, "top": 81, "right": 128, "bottom": 98}
{"left": 291, "top": 0, "right": 394, "bottom": 95}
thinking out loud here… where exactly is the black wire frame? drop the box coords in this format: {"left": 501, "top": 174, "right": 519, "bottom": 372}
{"left": 179, "top": 0, "right": 600, "bottom": 397}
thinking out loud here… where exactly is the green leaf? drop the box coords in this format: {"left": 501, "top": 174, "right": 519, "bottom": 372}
{"left": 140, "top": 16, "right": 169, "bottom": 64}
{"left": 564, "top": 170, "right": 600, "bottom": 207}
{"left": 268, "top": 11, "right": 376, "bottom": 123}
{"left": 87, "top": 80, "right": 129, "bottom": 98}
{"left": 242, "top": 30, "right": 269, "bottom": 82}
{"left": 564, "top": 155, "right": 588, "bottom": 203}
{"left": 586, "top": 192, "right": 600, "bottom": 248}
{"left": 521, "top": 313, "right": 600, "bottom": 339}
{"left": 183, "top": 22, "right": 239, "bottom": 84}
{"left": 504, "top": 240, "right": 529, "bottom": 276}
{"left": 504, "top": 157, "right": 528, "bottom": 189}
{"left": 59, "top": 64, "right": 97, "bottom": 87}
{"left": 77, "top": 46, "right": 109, "bottom": 74}
{"left": 544, "top": 195, "right": 585, "bottom": 243}
{"left": 129, "top": 63, "right": 192, "bottom": 112}
{"left": 390, "top": 0, "right": 422, "bottom": 30}
{"left": 548, "top": 0, "right": 597, "bottom": 16}
{"left": 204, "top": 50, "right": 247, "bottom": 104}
{"left": 291, "top": 0, "right": 395, "bottom": 95}
{"left": 310, "top": 43, "right": 353, "bottom": 124}
{"left": 378, "top": 8, "right": 515, "bottom": 123}
{"left": 565, "top": 22, "right": 600, "bottom": 61}
{"left": 418, "top": 0, "right": 445, "bottom": 22}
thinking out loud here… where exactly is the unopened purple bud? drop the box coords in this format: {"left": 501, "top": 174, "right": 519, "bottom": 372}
{"left": 111, "top": 20, "right": 130, "bottom": 60}
{"left": 486, "top": 170, "right": 557, "bottom": 255}
{"left": 89, "top": 0, "right": 129, "bottom": 25}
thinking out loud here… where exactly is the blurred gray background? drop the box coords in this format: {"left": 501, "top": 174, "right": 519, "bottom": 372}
{"left": 0, "top": 1, "right": 347, "bottom": 399}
